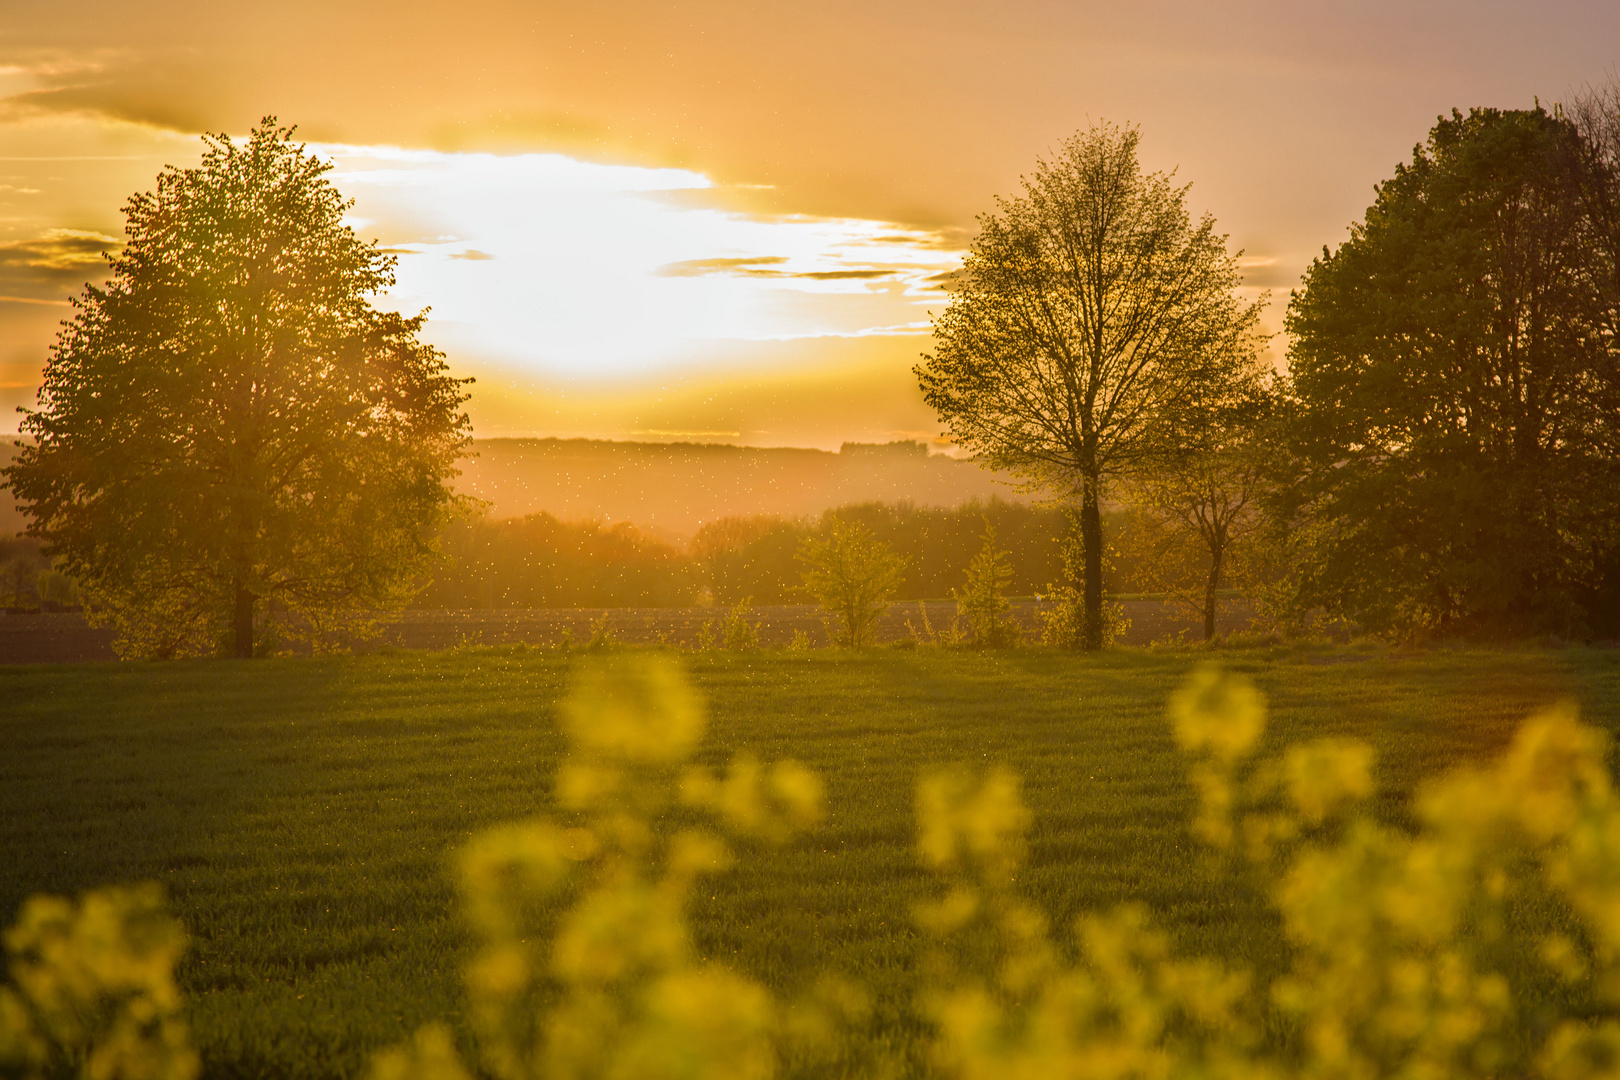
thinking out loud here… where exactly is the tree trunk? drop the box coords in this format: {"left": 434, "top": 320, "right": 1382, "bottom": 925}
{"left": 1203, "top": 547, "right": 1223, "bottom": 642}
{"left": 1081, "top": 475, "right": 1104, "bottom": 650}
{"left": 234, "top": 581, "right": 256, "bottom": 659}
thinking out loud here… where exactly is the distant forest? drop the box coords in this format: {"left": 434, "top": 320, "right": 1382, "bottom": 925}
{"left": 0, "top": 493, "right": 1142, "bottom": 612}
{"left": 414, "top": 498, "right": 1157, "bottom": 609}
{"left": 0, "top": 436, "right": 1192, "bottom": 611}
{"left": 411, "top": 437, "right": 1080, "bottom": 608}
{"left": 452, "top": 437, "right": 1017, "bottom": 536}
{"left": 2, "top": 437, "right": 1092, "bottom": 611}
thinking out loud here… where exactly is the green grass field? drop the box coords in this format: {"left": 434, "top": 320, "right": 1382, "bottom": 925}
{"left": 5, "top": 643, "right": 1620, "bottom": 1079}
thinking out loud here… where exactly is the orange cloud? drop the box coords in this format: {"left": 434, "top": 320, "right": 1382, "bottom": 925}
{"left": 0, "top": 228, "right": 118, "bottom": 300}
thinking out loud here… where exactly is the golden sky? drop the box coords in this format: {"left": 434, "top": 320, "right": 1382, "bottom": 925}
{"left": 3, "top": 1, "right": 1617, "bottom": 447}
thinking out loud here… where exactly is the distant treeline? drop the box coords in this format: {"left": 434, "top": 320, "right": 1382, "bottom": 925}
{"left": 5, "top": 497, "right": 1160, "bottom": 613}
{"left": 417, "top": 515, "right": 696, "bottom": 609}
{"left": 415, "top": 499, "right": 1172, "bottom": 609}
{"left": 452, "top": 437, "right": 1017, "bottom": 535}
{"left": 690, "top": 500, "right": 1071, "bottom": 605}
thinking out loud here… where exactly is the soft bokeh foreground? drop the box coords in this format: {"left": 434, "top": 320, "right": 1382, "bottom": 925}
{"left": 5, "top": 646, "right": 1620, "bottom": 1078}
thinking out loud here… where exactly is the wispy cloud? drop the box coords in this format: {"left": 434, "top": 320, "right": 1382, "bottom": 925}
{"left": 629, "top": 428, "right": 743, "bottom": 439}
{"left": 1234, "top": 255, "right": 1294, "bottom": 289}
{"left": 0, "top": 296, "right": 69, "bottom": 306}
{"left": 655, "top": 256, "right": 898, "bottom": 281}
{"left": 0, "top": 228, "right": 118, "bottom": 269}
{"left": 744, "top": 320, "right": 934, "bottom": 342}
{"left": 655, "top": 256, "right": 788, "bottom": 277}
{"left": 0, "top": 228, "right": 118, "bottom": 300}
{"left": 800, "top": 269, "right": 895, "bottom": 280}
{"left": 0, "top": 47, "right": 226, "bottom": 135}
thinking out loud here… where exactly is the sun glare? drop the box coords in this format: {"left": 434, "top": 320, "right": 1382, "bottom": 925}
{"left": 322, "top": 145, "right": 960, "bottom": 381}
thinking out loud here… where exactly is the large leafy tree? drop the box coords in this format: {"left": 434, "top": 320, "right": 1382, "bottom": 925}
{"left": 4, "top": 119, "right": 473, "bottom": 658}
{"left": 1282, "top": 106, "right": 1620, "bottom": 636}
{"left": 1572, "top": 82, "right": 1620, "bottom": 636}
{"left": 917, "top": 122, "right": 1263, "bottom": 649}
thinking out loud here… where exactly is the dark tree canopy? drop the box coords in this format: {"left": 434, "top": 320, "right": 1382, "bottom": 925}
{"left": 1282, "top": 105, "right": 1620, "bottom": 636}
{"left": 917, "top": 122, "right": 1263, "bottom": 648}
{"left": 4, "top": 119, "right": 473, "bottom": 658}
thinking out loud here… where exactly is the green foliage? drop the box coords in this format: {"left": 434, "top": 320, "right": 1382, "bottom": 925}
{"left": 1282, "top": 106, "right": 1620, "bottom": 639}
{"left": 1038, "top": 590, "right": 1127, "bottom": 649}
{"left": 414, "top": 497, "right": 1184, "bottom": 615}
{"left": 722, "top": 599, "right": 761, "bottom": 651}
{"left": 918, "top": 121, "right": 1265, "bottom": 650}
{"left": 695, "top": 619, "right": 718, "bottom": 651}
{"left": 906, "top": 600, "right": 963, "bottom": 648}
{"left": 1041, "top": 509, "right": 1128, "bottom": 648}
{"left": 693, "top": 601, "right": 760, "bottom": 652}
{"left": 584, "top": 613, "right": 615, "bottom": 651}
{"left": 2, "top": 118, "right": 472, "bottom": 659}
{"left": 0, "top": 539, "right": 48, "bottom": 610}
{"left": 797, "top": 518, "right": 907, "bottom": 648}
{"left": 0, "top": 884, "right": 197, "bottom": 1080}
{"left": 694, "top": 500, "right": 1071, "bottom": 608}
{"left": 34, "top": 570, "right": 80, "bottom": 610}
{"left": 0, "top": 537, "right": 80, "bottom": 612}
{"left": 692, "top": 517, "right": 808, "bottom": 607}
{"left": 952, "top": 525, "right": 1019, "bottom": 648}
{"left": 1241, "top": 516, "right": 1333, "bottom": 640}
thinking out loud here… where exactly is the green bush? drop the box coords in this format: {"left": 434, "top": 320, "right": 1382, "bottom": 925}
{"left": 797, "top": 519, "right": 906, "bottom": 648}
{"left": 1039, "top": 588, "right": 1128, "bottom": 648}
{"left": 722, "top": 599, "right": 761, "bottom": 651}
{"left": 952, "top": 525, "right": 1020, "bottom": 648}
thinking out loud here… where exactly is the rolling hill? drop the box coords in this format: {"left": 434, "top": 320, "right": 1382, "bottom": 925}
{"left": 2, "top": 438, "right": 1023, "bottom": 541}
{"left": 454, "top": 438, "right": 1020, "bottom": 537}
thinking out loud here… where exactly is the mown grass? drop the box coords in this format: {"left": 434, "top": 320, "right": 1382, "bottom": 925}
{"left": 4, "top": 642, "right": 1620, "bottom": 1079}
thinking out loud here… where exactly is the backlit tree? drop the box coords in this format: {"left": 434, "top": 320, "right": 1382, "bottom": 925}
{"left": 918, "top": 122, "right": 1263, "bottom": 648}
{"left": 4, "top": 119, "right": 473, "bottom": 658}
{"left": 1282, "top": 106, "right": 1620, "bottom": 636}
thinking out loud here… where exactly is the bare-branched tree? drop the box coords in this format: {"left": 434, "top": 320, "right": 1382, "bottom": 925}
{"left": 1121, "top": 379, "right": 1273, "bottom": 641}
{"left": 917, "top": 122, "right": 1264, "bottom": 648}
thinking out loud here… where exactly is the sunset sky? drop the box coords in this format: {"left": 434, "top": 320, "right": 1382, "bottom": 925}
{"left": 2, "top": 1, "right": 1617, "bottom": 448}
